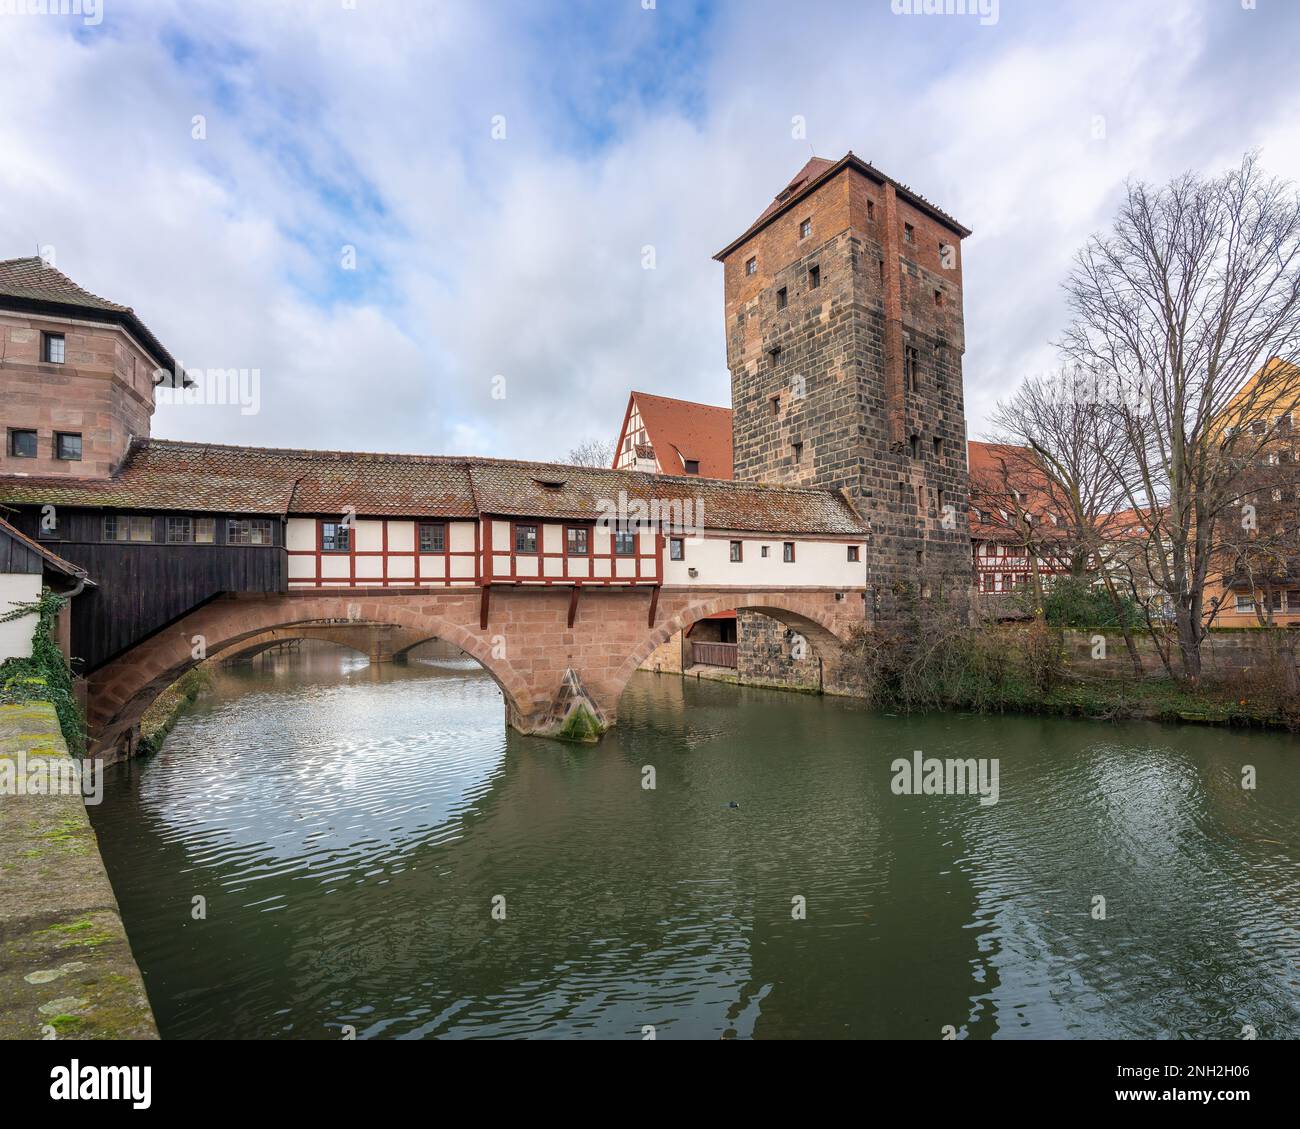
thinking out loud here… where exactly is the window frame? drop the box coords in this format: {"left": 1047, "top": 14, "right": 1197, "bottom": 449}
{"left": 42, "top": 332, "right": 65, "bottom": 364}
{"left": 729, "top": 540, "right": 743, "bottom": 563}
{"left": 103, "top": 514, "right": 154, "bottom": 543}
{"left": 783, "top": 541, "right": 796, "bottom": 563}
{"left": 799, "top": 217, "right": 812, "bottom": 239}
{"left": 669, "top": 537, "right": 685, "bottom": 562}
{"left": 808, "top": 264, "right": 820, "bottom": 289}
{"left": 229, "top": 518, "right": 274, "bottom": 546}
{"left": 745, "top": 256, "right": 757, "bottom": 276}
{"left": 55, "top": 431, "right": 82, "bottom": 461}
{"left": 613, "top": 524, "right": 637, "bottom": 557}
{"left": 320, "top": 521, "right": 351, "bottom": 553}
{"left": 564, "top": 524, "right": 590, "bottom": 557}
{"left": 8, "top": 429, "right": 37, "bottom": 458}
{"left": 514, "top": 523, "right": 539, "bottom": 555}
{"left": 847, "top": 545, "right": 860, "bottom": 562}
{"left": 418, "top": 521, "right": 448, "bottom": 554}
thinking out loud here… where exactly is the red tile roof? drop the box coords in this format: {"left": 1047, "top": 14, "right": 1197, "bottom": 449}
{"left": 0, "top": 440, "right": 869, "bottom": 536}
{"left": 624, "top": 391, "right": 734, "bottom": 479}
{"left": 0, "top": 256, "right": 176, "bottom": 374}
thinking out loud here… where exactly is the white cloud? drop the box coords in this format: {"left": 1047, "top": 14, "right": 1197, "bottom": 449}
{"left": 2, "top": 0, "right": 1297, "bottom": 461}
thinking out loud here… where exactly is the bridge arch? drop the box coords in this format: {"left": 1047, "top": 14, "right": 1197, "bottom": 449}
{"left": 606, "top": 591, "right": 860, "bottom": 715}
{"left": 87, "top": 596, "right": 538, "bottom": 760}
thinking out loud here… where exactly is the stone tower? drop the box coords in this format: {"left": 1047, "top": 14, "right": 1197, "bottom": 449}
{"left": 715, "top": 154, "right": 972, "bottom": 620}
{"left": 0, "top": 256, "right": 174, "bottom": 479}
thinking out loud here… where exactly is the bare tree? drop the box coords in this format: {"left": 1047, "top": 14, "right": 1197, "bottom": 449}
{"left": 1059, "top": 152, "right": 1300, "bottom": 681}
{"left": 566, "top": 438, "right": 615, "bottom": 468}
{"left": 990, "top": 370, "right": 1146, "bottom": 673}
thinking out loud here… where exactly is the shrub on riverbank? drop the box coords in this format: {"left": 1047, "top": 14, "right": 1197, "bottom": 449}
{"left": 138, "top": 667, "right": 211, "bottom": 755}
{"left": 0, "top": 589, "right": 85, "bottom": 757}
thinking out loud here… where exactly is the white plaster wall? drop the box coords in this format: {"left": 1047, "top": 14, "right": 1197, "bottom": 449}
{"left": 0, "top": 574, "right": 42, "bottom": 661}
{"left": 663, "top": 537, "right": 866, "bottom": 587}
{"left": 286, "top": 519, "right": 316, "bottom": 551}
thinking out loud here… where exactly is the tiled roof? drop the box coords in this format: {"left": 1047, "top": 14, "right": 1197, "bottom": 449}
{"left": 0, "top": 256, "right": 176, "bottom": 374}
{"left": 0, "top": 440, "right": 869, "bottom": 536}
{"left": 0, "top": 256, "right": 130, "bottom": 312}
{"left": 629, "top": 391, "right": 734, "bottom": 479}
{"left": 716, "top": 152, "right": 972, "bottom": 260}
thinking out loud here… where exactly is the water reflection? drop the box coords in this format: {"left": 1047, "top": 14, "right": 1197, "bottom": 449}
{"left": 91, "top": 645, "right": 1300, "bottom": 1040}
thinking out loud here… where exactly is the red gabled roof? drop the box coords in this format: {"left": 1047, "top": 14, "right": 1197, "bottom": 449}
{"left": 627, "top": 391, "right": 734, "bottom": 479}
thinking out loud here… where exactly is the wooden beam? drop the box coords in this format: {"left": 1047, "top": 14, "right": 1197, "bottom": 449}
{"left": 567, "top": 586, "right": 580, "bottom": 628}
{"left": 479, "top": 585, "right": 490, "bottom": 631}
{"left": 648, "top": 586, "right": 659, "bottom": 628}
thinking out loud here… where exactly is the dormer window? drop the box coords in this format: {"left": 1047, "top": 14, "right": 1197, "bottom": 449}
{"left": 683, "top": 458, "right": 700, "bottom": 475}
{"left": 42, "top": 332, "right": 65, "bottom": 364}
{"left": 745, "top": 257, "right": 757, "bottom": 276}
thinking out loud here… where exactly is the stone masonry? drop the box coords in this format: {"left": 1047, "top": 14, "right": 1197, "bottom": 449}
{"left": 718, "top": 156, "right": 973, "bottom": 625}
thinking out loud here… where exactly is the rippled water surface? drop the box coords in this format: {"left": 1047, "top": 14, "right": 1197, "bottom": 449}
{"left": 90, "top": 648, "right": 1300, "bottom": 1039}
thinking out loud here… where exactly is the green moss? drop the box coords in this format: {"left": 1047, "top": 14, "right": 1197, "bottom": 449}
{"left": 50, "top": 1014, "right": 85, "bottom": 1032}
{"left": 556, "top": 704, "right": 604, "bottom": 744}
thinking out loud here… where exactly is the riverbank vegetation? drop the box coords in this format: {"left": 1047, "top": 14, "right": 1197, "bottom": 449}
{"left": 0, "top": 589, "right": 85, "bottom": 756}
{"left": 844, "top": 584, "right": 1300, "bottom": 732}
{"left": 138, "top": 667, "right": 211, "bottom": 756}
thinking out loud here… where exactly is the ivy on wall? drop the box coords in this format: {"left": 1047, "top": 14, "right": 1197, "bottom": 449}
{"left": 0, "top": 588, "right": 86, "bottom": 757}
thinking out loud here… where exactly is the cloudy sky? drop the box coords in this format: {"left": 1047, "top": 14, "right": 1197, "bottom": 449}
{"left": 2, "top": 0, "right": 1298, "bottom": 461}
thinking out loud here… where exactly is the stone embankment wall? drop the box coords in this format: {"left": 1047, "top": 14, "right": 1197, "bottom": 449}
{"left": 1063, "top": 628, "right": 1300, "bottom": 680}
{"left": 0, "top": 701, "right": 157, "bottom": 1040}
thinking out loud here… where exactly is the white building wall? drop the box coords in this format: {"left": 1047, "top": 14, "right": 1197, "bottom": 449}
{"left": 0, "top": 573, "right": 43, "bottom": 661}
{"left": 663, "top": 536, "right": 865, "bottom": 588}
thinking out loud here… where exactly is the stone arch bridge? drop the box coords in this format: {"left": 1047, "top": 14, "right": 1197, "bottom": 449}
{"left": 89, "top": 586, "right": 867, "bottom": 761}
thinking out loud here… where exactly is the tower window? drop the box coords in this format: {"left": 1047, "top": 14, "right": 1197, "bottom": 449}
{"left": 745, "top": 257, "right": 757, "bottom": 276}
{"left": 934, "top": 289, "right": 944, "bottom": 307}
{"left": 809, "top": 264, "right": 820, "bottom": 289}
{"left": 904, "top": 223, "right": 915, "bottom": 244}
{"left": 904, "top": 345, "right": 920, "bottom": 391}
{"left": 8, "top": 429, "right": 37, "bottom": 458}
{"left": 776, "top": 286, "right": 787, "bottom": 309}
{"left": 56, "top": 432, "right": 82, "bottom": 461}
{"left": 771, "top": 395, "right": 781, "bottom": 416}
{"left": 42, "top": 333, "right": 65, "bottom": 364}
{"left": 867, "top": 200, "right": 875, "bottom": 222}
{"left": 909, "top": 435, "right": 919, "bottom": 459}
{"left": 799, "top": 218, "right": 812, "bottom": 239}
{"left": 792, "top": 440, "right": 804, "bottom": 464}
{"left": 933, "top": 435, "right": 942, "bottom": 457}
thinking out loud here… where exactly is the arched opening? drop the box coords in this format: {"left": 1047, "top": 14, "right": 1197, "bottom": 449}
{"left": 86, "top": 599, "right": 539, "bottom": 761}
{"left": 607, "top": 594, "right": 858, "bottom": 724}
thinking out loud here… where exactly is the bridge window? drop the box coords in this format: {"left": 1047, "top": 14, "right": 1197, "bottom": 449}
{"left": 55, "top": 432, "right": 82, "bottom": 461}
{"left": 419, "top": 522, "right": 447, "bottom": 553}
{"left": 730, "top": 540, "right": 743, "bottom": 562}
{"left": 614, "top": 525, "right": 636, "bottom": 556}
{"left": 515, "top": 524, "right": 538, "bottom": 554}
{"left": 320, "top": 522, "right": 350, "bottom": 552}
{"left": 231, "top": 518, "right": 274, "bottom": 546}
{"left": 104, "top": 514, "right": 153, "bottom": 542}
{"left": 8, "top": 429, "right": 37, "bottom": 458}
{"left": 165, "top": 517, "right": 215, "bottom": 544}
{"left": 783, "top": 542, "right": 796, "bottom": 562}
{"left": 566, "top": 526, "right": 589, "bottom": 556}
{"left": 848, "top": 545, "right": 860, "bottom": 562}
{"left": 669, "top": 537, "right": 684, "bottom": 561}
